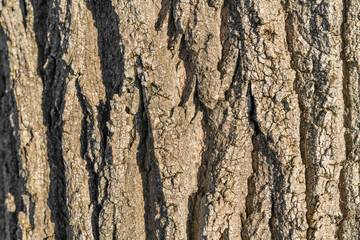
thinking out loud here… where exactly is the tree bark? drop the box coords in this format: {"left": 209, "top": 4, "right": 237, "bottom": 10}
{"left": 0, "top": 0, "right": 358, "bottom": 239}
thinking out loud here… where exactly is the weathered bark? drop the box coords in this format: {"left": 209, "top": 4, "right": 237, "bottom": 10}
{"left": 0, "top": 0, "right": 358, "bottom": 239}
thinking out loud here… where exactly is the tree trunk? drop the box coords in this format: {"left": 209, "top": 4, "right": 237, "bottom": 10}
{"left": 0, "top": 0, "right": 358, "bottom": 239}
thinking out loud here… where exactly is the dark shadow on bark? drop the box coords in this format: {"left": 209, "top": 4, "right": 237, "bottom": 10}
{"left": 0, "top": 25, "right": 25, "bottom": 240}
{"left": 29, "top": 0, "right": 48, "bottom": 85}
{"left": 230, "top": 1, "right": 288, "bottom": 238}
{"left": 155, "top": 0, "right": 171, "bottom": 31}
{"left": 246, "top": 83, "right": 287, "bottom": 239}
{"left": 187, "top": 96, "right": 238, "bottom": 239}
{"left": 186, "top": 1, "right": 241, "bottom": 238}
{"left": 75, "top": 78, "right": 103, "bottom": 240}
{"left": 155, "top": 0, "right": 182, "bottom": 50}
{"left": 186, "top": 193, "right": 196, "bottom": 240}
{"left": 19, "top": 0, "right": 28, "bottom": 29}
{"left": 155, "top": 1, "right": 200, "bottom": 236}
{"left": 135, "top": 56, "right": 169, "bottom": 239}
{"left": 85, "top": 0, "right": 123, "bottom": 238}
{"left": 43, "top": 55, "right": 73, "bottom": 240}
{"left": 85, "top": 0, "right": 124, "bottom": 101}
{"left": 186, "top": 103, "right": 211, "bottom": 239}
{"left": 178, "top": 35, "right": 195, "bottom": 107}
{"left": 36, "top": 0, "right": 73, "bottom": 238}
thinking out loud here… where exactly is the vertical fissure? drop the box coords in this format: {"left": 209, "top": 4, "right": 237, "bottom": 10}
{"left": 178, "top": 34, "right": 195, "bottom": 107}
{"left": 19, "top": 0, "right": 28, "bottom": 29}
{"left": 135, "top": 70, "right": 152, "bottom": 238}
{"left": 0, "top": 25, "right": 25, "bottom": 240}
{"left": 135, "top": 56, "right": 169, "bottom": 239}
{"left": 85, "top": 0, "right": 124, "bottom": 236}
{"left": 244, "top": 83, "right": 261, "bottom": 239}
{"left": 242, "top": 1, "right": 285, "bottom": 238}
{"left": 188, "top": 103, "right": 211, "bottom": 239}
{"left": 246, "top": 82, "right": 286, "bottom": 239}
{"left": 75, "top": 78, "right": 101, "bottom": 240}
{"left": 341, "top": 0, "right": 350, "bottom": 159}
{"left": 42, "top": 0, "right": 73, "bottom": 238}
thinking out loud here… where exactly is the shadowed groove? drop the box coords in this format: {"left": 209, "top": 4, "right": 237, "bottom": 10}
{"left": 155, "top": 0, "right": 183, "bottom": 50}
{"left": 187, "top": 104, "right": 210, "bottom": 239}
{"left": 75, "top": 78, "right": 102, "bottom": 239}
{"left": 0, "top": 25, "right": 25, "bottom": 240}
{"left": 178, "top": 35, "right": 196, "bottom": 107}
{"left": 186, "top": 1, "right": 248, "bottom": 237}
{"left": 135, "top": 56, "right": 169, "bottom": 239}
{"left": 86, "top": 1, "right": 171, "bottom": 237}
{"left": 19, "top": 0, "right": 28, "bottom": 29}
{"left": 240, "top": 1, "right": 297, "bottom": 238}
{"left": 247, "top": 83, "right": 287, "bottom": 239}
{"left": 338, "top": 0, "right": 350, "bottom": 232}
{"left": 40, "top": 0, "right": 73, "bottom": 238}
{"left": 85, "top": 0, "right": 123, "bottom": 238}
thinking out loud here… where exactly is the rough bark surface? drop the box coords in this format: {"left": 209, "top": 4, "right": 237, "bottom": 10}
{"left": 0, "top": 0, "right": 358, "bottom": 239}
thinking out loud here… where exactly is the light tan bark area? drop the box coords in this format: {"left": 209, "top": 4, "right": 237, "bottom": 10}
{"left": 0, "top": 0, "right": 359, "bottom": 239}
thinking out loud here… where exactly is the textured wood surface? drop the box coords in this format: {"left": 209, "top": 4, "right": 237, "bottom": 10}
{"left": 0, "top": 0, "right": 359, "bottom": 239}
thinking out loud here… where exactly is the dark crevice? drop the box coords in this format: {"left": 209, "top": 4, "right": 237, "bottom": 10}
{"left": 340, "top": 0, "right": 351, "bottom": 236}
{"left": 112, "top": 220, "right": 117, "bottom": 240}
{"left": 76, "top": 78, "right": 113, "bottom": 240}
{"left": 0, "top": 30, "right": 5, "bottom": 239}
{"left": 218, "top": 0, "right": 230, "bottom": 80}
{"left": 135, "top": 56, "right": 169, "bottom": 239}
{"left": 155, "top": 0, "right": 171, "bottom": 32}
{"left": 188, "top": 1, "right": 248, "bottom": 238}
{"left": 44, "top": 60, "right": 72, "bottom": 239}
{"left": 85, "top": 0, "right": 124, "bottom": 101}
{"left": 75, "top": 78, "right": 101, "bottom": 240}
{"left": 85, "top": 0, "right": 124, "bottom": 237}
{"left": 0, "top": 26, "right": 25, "bottom": 240}
{"left": 41, "top": 0, "right": 73, "bottom": 238}
{"left": 220, "top": 228, "right": 229, "bottom": 240}
{"left": 19, "top": 0, "right": 28, "bottom": 29}
{"left": 309, "top": 0, "right": 330, "bottom": 54}
{"left": 244, "top": 0, "right": 262, "bottom": 35}
{"left": 186, "top": 193, "right": 196, "bottom": 240}
{"left": 155, "top": 0, "right": 184, "bottom": 50}
{"left": 178, "top": 34, "right": 195, "bottom": 107}
{"left": 187, "top": 104, "right": 210, "bottom": 239}
{"left": 248, "top": 85, "right": 260, "bottom": 135}
{"left": 246, "top": 83, "right": 286, "bottom": 239}
{"left": 135, "top": 74, "right": 152, "bottom": 238}
{"left": 29, "top": 0, "right": 48, "bottom": 86}
{"left": 167, "top": 0, "right": 180, "bottom": 50}
{"left": 227, "top": 2, "right": 248, "bottom": 100}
